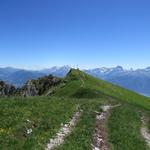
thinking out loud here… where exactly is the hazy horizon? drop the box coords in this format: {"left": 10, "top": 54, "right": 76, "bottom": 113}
{"left": 0, "top": 64, "right": 150, "bottom": 71}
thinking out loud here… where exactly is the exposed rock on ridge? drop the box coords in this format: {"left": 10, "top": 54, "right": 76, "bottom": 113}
{"left": 20, "top": 75, "right": 61, "bottom": 97}
{"left": 0, "top": 81, "right": 16, "bottom": 97}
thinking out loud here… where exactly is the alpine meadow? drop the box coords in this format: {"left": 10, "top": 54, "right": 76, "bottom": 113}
{"left": 1, "top": 0, "right": 150, "bottom": 150}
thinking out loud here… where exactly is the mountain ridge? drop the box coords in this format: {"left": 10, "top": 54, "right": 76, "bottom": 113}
{"left": 1, "top": 66, "right": 150, "bottom": 97}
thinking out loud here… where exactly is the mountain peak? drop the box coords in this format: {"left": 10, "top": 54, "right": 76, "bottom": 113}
{"left": 145, "top": 67, "right": 150, "bottom": 72}
{"left": 114, "top": 66, "right": 124, "bottom": 71}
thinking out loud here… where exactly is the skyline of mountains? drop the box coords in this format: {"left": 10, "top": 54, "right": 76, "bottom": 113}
{"left": 0, "top": 65, "right": 150, "bottom": 97}
{"left": 84, "top": 66, "right": 150, "bottom": 97}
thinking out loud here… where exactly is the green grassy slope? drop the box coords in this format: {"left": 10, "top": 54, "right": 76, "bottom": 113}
{"left": 0, "top": 97, "right": 76, "bottom": 150}
{"left": 0, "top": 69, "right": 150, "bottom": 150}
{"left": 108, "top": 104, "right": 149, "bottom": 150}
{"left": 54, "top": 69, "right": 150, "bottom": 150}
{"left": 55, "top": 69, "right": 150, "bottom": 110}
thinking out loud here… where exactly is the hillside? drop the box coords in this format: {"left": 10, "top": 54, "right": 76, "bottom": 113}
{"left": 85, "top": 66, "right": 150, "bottom": 97}
{"left": 19, "top": 75, "right": 62, "bottom": 97}
{"left": 55, "top": 69, "right": 150, "bottom": 110}
{"left": 0, "top": 69, "right": 150, "bottom": 150}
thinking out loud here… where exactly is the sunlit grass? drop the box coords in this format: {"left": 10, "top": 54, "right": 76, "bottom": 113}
{"left": 1, "top": 69, "right": 150, "bottom": 149}
{"left": 0, "top": 96, "right": 76, "bottom": 150}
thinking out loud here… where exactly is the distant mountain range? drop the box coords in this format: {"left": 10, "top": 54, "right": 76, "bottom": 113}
{"left": 0, "top": 67, "right": 45, "bottom": 87}
{"left": 0, "top": 66, "right": 150, "bottom": 97}
{"left": 84, "top": 66, "right": 150, "bottom": 97}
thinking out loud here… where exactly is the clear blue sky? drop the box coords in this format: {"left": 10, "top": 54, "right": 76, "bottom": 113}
{"left": 0, "top": 0, "right": 150, "bottom": 69}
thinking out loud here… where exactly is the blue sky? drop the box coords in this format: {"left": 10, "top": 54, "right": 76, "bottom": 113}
{"left": 0, "top": 0, "right": 150, "bottom": 69}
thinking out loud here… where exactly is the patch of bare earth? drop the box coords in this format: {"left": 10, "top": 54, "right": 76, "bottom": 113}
{"left": 92, "top": 104, "right": 120, "bottom": 150}
{"left": 45, "top": 106, "right": 81, "bottom": 150}
{"left": 141, "top": 115, "right": 150, "bottom": 148}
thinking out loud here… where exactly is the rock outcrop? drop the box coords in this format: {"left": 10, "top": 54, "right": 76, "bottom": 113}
{"left": 0, "top": 81, "right": 16, "bottom": 97}
{"left": 20, "top": 75, "right": 61, "bottom": 97}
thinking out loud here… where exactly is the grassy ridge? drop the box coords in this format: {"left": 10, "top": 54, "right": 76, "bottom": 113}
{"left": 55, "top": 69, "right": 150, "bottom": 110}
{"left": 54, "top": 69, "right": 150, "bottom": 149}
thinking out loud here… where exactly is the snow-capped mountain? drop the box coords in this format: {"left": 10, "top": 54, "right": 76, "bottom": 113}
{"left": 85, "top": 66, "right": 150, "bottom": 97}
{"left": 84, "top": 66, "right": 128, "bottom": 79}
{"left": 40, "top": 65, "right": 71, "bottom": 77}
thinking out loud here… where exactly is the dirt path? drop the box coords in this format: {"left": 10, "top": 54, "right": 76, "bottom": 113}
{"left": 76, "top": 70, "right": 85, "bottom": 87}
{"left": 80, "top": 78, "right": 85, "bottom": 87}
{"left": 45, "top": 107, "right": 81, "bottom": 150}
{"left": 141, "top": 115, "right": 150, "bottom": 148}
{"left": 92, "top": 104, "right": 121, "bottom": 150}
